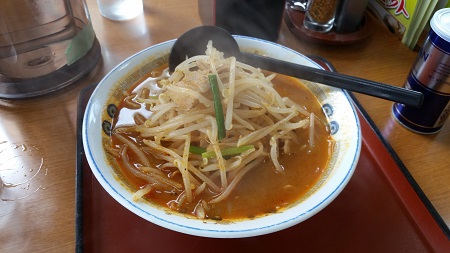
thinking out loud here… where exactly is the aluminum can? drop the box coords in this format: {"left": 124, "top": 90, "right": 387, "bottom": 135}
{"left": 392, "top": 8, "right": 450, "bottom": 134}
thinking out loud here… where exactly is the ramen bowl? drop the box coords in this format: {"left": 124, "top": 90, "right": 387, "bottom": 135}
{"left": 82, "top": 36, "right": 361, "bottom": 238}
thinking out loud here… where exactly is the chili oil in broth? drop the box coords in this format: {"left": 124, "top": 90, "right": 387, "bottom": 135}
{"left": 110, "top": 64, "right": 333, "bottom": 220}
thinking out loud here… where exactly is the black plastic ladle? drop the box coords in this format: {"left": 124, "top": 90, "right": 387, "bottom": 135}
{"left": 169, "top": 26, "right": 423, "bottom": 108}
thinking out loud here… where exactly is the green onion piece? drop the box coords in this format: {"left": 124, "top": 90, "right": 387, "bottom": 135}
{"left": 208, "top": 74, "right": 226, "bottom": 141}
{"left": 189, "top": 145, "right": 207, "bottom": 155}
{"left": 202, "top": 145, "right": 255, "bottom": 159}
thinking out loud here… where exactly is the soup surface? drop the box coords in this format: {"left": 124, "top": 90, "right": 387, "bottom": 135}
{"left": 109, "top": 62, "right": 333, "bottom": 220}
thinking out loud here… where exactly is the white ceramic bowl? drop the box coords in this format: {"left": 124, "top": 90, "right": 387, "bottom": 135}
{"left": 82, "top": 36, "right": 361, "bottom": 238}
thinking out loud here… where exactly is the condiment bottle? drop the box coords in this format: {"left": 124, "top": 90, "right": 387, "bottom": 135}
{"left": 303, "top": 0, "right": 339, "bottom": 33}
{"left": 392, "top": 8, "right": 450, "bottom": 134}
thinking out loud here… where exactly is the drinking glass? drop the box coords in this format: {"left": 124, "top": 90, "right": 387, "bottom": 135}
{"left": 97, "top": 0, "right": 143, "bottom": 21}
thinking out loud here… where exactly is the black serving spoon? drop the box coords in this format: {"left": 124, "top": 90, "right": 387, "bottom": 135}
{"left": 169, "top": 26, "right": 423, "bottom": 108}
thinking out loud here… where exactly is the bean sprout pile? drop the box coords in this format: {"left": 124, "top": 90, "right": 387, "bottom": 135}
{"left": 111, "top": 42, "right": 319, "bottom": 218}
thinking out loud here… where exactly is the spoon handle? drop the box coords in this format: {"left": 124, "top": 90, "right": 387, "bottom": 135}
{"left": 240, "top": 52, "right": 423, "bottom": 108}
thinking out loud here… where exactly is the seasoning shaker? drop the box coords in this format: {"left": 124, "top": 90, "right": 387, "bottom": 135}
{"left": 303, "top": 0, "right": 340, "bottom": 33}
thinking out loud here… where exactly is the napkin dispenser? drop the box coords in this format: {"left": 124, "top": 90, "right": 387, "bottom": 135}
{"left": 198, "top": 0, "right": 285, "bottom": 41}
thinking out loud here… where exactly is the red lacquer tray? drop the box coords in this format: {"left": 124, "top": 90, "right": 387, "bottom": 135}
{"left": 76, "top": 82, "right": 450, "bottom": 252}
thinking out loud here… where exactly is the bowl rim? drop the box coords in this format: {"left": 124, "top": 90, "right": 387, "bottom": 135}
{"left": 82, "top": 36, "right": 362, "bottom": 238}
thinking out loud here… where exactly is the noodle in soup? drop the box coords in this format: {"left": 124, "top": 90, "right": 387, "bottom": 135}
{"left": 108, "top": 42, "right": 334, "bottom": 220}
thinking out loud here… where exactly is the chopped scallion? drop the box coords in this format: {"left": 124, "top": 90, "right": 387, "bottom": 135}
{"left": 208, "top": 74, "right": 226, "bottom": 141}
{"left": 189, "top": 146, "right": 207, "bottom": 155}
{"left": 201, "top": 145, "right": 255, "bottom": 159}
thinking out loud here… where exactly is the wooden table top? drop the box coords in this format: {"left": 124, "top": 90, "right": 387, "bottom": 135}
{"left": 0, "top": 1, "right": 448, "bottom": 251}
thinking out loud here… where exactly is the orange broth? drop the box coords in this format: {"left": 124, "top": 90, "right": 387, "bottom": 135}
{"left": 111, "top": 65, "right": 333, "bottom": 220}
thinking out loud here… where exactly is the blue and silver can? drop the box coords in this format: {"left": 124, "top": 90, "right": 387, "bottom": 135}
{"left": 392, "top": 8, "right": 450, "bottom": 134}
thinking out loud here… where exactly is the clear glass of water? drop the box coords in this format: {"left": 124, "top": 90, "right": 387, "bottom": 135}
{"left": 97, "top": 0, "right": 143, "bottom": 21}
{"left": 0, "top": 0, "right": 101, "bottom": 99}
